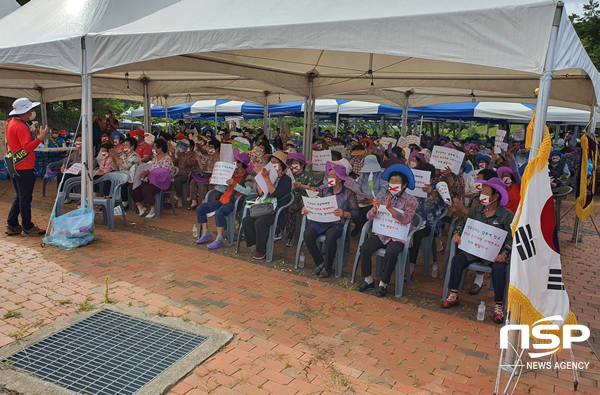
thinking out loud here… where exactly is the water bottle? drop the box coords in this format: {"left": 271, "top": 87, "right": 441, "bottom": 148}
{"left": 477, "top": 301, "right": 486, "bottom": 321}
{"left": 299, "top": 253, "right": 305, "bottom": 268}
{"left": 193, "top": 224, "right": 198, "bottom": 238}
{"left": 431, "top": 262, "right": 438, "bottom": 278}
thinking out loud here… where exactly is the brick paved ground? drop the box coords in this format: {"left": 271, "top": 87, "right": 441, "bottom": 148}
{"left": 0, "top": 179, "right": 599, "bottom": 395}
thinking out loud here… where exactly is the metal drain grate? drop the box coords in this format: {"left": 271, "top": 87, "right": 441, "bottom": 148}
{"left": 1, "top": 309, "right": 208, "bottom": 395}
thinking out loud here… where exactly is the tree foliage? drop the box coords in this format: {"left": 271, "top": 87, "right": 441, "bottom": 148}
{"left": 570, "top": 1, "right": 600, "bottom": 71}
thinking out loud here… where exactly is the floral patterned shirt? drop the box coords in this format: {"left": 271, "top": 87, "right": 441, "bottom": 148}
{"left": 174, "top": 151, "right": 199, "bottom": 178}
{"left": 292, "top": 168, "right": 316, "bottom": 203}
{"left": 150, "top": 154, "right": 175, "bottom": 176}
{"left": 116, "top": 151, "right": 141, "bottom": 172}
{"left": 415, "top": 183, "right": 446, "bottom": 237}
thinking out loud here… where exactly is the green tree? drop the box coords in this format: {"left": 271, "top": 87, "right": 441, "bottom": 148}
{"left": 570, "top": 1, "right": 600, "bottom": 71}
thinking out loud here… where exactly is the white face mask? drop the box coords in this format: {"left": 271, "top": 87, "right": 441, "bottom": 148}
{"left": 123, "top": 148, "right": 130, "bottom": 154}
{"left": 388, "top": 184, "right": 402, "bottom": 195}
{"left": 410, "top": 162, "right": 417, "bottom": 169}
{"left": 291, "top": 164, "right": 301, "bottom": 173}
{"left": 208, "top": 148, "right": 216, "bottom": 155}
{"left": 479, "top": 163, "right": 486, "bottom": 169}
{"left": 327, "top": 178, "right": 337, "bottom": 187}
{"left": 52, "top": 134, "right": 58, "bottom": 138}
{"left": 475, "top": 182, "right": 483, "bottom": 191}
{"left": 480, "top": 193, "right": 492, "bottom": 206}
{"left": 152, "top": 149, "right": 157, "bottom": 157}
{"left": 105, "top": 114, "right": 109, "bottom": 119}
{"left": 551, "top": 156, "right": 560, "bottom": 163}
{"left": 75, "top": 141, "right": 82, "bottom": 148}
{"left": 114, "top": 139, "right": 119, "bottom": 145}
{"left": 502, "top": 176, "right": 513, "bottom": 186}
{"left": 29, "top": 110, "right": 36, "bottom": 121}
{"left": 97, "top": 152, "right": 108, "bottom": 160}
{"left": 272, "top": 163, "right": 280, "bottom": 172}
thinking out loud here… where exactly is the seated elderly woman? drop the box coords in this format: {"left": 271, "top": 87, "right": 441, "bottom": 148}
{"left": 441, "top": 177, "right": 513, "bottom": 323}
{"left": 284, "top": 153, "right": 316, "bottom": 247}
{"left": 352, "top": 155, "right": 388, "bottom": 237}
{"left": 129, "top": 139, "right": 175, "bottom": 218}
{"left": 356, "top": 164, "right": 418, "bottom": 298}
{"left": 302, "top": 162, "right": 359, "bottom": 278}
{"left": 242, "top": 151, "right": 292, "bottom": 260}
{"left": 171, "top": 139, "right": 199, "bottom": 208}
{"left": 108, "top": 137, "right": 141, "bottom": 206}
{"left": 196, "top": 149, "right": 254, "bottom": 250}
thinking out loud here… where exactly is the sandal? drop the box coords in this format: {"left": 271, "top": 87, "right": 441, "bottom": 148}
{"left": 441, "top": 293, "right": 460, "bottom": 309}
{"left": 188, "top": 204, "right": 198, "bottom": 210}
{"left": 493, "top": 304, "right": 504, "bottom": 324}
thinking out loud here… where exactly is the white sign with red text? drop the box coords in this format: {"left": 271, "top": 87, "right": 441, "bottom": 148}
{"left": 303, "top": 196, "right": 339, "bottom": 223}
{"left": 406, "top": 169, "right": 431, "bottom": 199}
{"left": 458, "top": 218, "right": 508, "bottom": 261}
{"left": 372, "top": 206, "right": 410, "bottom": 241}
{"left": 430, "top": 146, "right": 465, "bottom": 174}
{"left": 312, "top": 150, "right": 332, "bottom": 172}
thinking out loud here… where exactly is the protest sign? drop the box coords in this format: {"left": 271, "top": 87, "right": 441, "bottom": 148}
{"left": 436, "top": 182, "right": 452, "bottom": 206}
{"left": 312, "top": 150, "right": 332, "bottom": 172}
{"left": 220, "top": 143, "right": 234, "bottom": 163}
{"left": 430, "top": 146, "right": 465, "bottom": 174}
{"left": 406, "top": 169, "right": 431, "bottom": 199}
{"left": 494, "top": 130, "right": 507, "bottom": 154}
{"left": 132, "top": 163, "right": 152, "bottom": 190}
{"left": 255, "top": 162, "right": 278, "bottom": 196}
{"left": 407, "top": 135, "right": 421, "bottom": 146}
{"left": 232, "top": 137, "right": 250, "bottom": 153}
{"left": 372, "top": 207, "right": 410, "bottom": 241}
{"left": 144, "top": 133, "right": 155, "bottom": 145}
{"left": 302, "top": 196, "right": 339, "bottom": 222}
{"left": 329, "top": 145, "right": 346, "bottom": 156}
{"left": 209, "top": 162, "right": 236, "bottom": 185}
{"left": 65, "top": 163, "right": 83, "bottom": 175}
{"left": 380, "top": 137, "right": 397, "bottom": 149}
{"left": 397, "top": 136, "right": 407, "bottom": 148}
{"left": 458, "top": 218, "right": 508, "bottom": 261}
{"left": 513, "top": 129, "right": 525, "bottom": 141}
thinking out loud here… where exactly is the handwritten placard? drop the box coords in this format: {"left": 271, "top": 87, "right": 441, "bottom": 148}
{"left": 513, "top": 129, "right": 525, "bottom": 141}
{"left": 65, "top": 163, "right": 83, "bottom": 175}
{"left": 430, "top": 146, "right": 465, "bottom": 174}
{"left": 302, "top": 196, "right": 339, "bottom": 223}
{"left": 407, "top": 135, "right": 421, "bottom": 147}
{"left": 255, "top": 162, "right": 278, "bottom": 197}
{"left": 380, "top": 137, "right": 397, "bottom": 149}
{"left": 220, "top": 143, "right": 234, "bottom": 163}
{"left": 406, "top": 169, "right": 431, "bottom": 199}
{"left": 209, "top": 161, "right": 236, "bottom": 185}
{"left": 494, "top": 130, "right": 507, "bottom": 154}
{"left": 144, "top": 133, "right": 155, "bottom": 145}
{"left": 397, "top": 136, "right": 408, "bottom": 148}
{"left": 372, "top": 206, "right": 410, "bottom": 242}
{"left": 312, "top": 150, "right": 332, "bottom": 172}
{"left": 458, "top": 218, "right": 508, "bottom": 261}
{"left": 329, "top": 145, "right": 346, "bottom": 155}
{"left": 436, "top": 181, "right": 452, "bottom": 206}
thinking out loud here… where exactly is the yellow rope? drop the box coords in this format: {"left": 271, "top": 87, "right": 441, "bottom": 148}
{"left": 576, "top": 134, "right": 597, "bottom": 222}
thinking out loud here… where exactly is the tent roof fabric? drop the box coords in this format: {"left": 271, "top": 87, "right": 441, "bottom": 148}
{"left": 0, "top": 0, "right": 598, "bottom": 112}
{"left": 0, "top": 0, "right": 19, "bottom": 20}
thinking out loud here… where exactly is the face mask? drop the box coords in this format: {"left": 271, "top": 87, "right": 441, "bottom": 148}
{"left": 101, "top": 137, "right": 109, "bottom": 143}
{"left": 114, "top": 139, "right": 119, "bottom": 145}
{"left": 152, "top": 149, "right": 157, "bottom": 156}
{"left": 479, "top": 163, "right": 486, "bottom": 169}
{"left": 502, "top": 176, "right": 513, "bottom": 186}
{"left": 208, "top": 148, "right": 216, "bottom": 155}
{"left": 565, "top": 153, "right": 572, "bottom": 158}
{"left": 105, "top": 114, "right": 109, "bottom": 119}
{"left": 410, "top": 162, "right": 417, "bottom": 169}
{"left": 291, "top": 164, "right": 301, "bottom": 173}
{"left": 480, "top": 193, "right": 492, "bottom": 206}
{"left": 272, "top": 163, "right": 280, "bottom": 172}
{"left": 75, "top": 141, "right": 82, "bottom": 148}
{"left": 551, "top": 156, "right": 560, "bottom": 163}
{"left": 327, "top": 178, "right": 337, "bottom": 187}
{"left": 52, "top": 134, "right": 58, "bottom": 138}
{"left": 475, "top": 182, "right": 483, "bottom": 191}
{"left": 29, "top": 110, "right": 36, "bottom": 121}
{"left": 520, "top": 149, "right": 527, "bottom": 154}
{"left": 123, "top": 148, "right": 130, "bottom": 154}
{"left": 97, "top": 152, "right": 108, "bottom": 161}
{"left": 388, "top": 184, "right": 402, "bottom": 195}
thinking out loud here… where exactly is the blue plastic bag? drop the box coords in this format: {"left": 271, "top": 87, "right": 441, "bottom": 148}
{"left": 43, "top": 203, "right": 95, "bottom": 250}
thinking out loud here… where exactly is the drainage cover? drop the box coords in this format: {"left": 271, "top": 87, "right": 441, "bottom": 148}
{"left": 1, "top": 309, "right": 209, "bottom": 395}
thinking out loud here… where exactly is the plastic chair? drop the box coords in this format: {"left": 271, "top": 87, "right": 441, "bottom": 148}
{"left": 420, "top": 207, "right": 448, "bottom": 276}
{"left": 43, "top": 159, "right": 64, "bottom": 197}
{"left": 179, "top": 171, "right": 195, "bottom": 208}
{"left": 442, "top": 239, "right": 510, "bottom": 308}
{"left": 236, "top": 193, "right": 294, "bottom": 262}
{"left": 55, "top": 177, "right": 83, "bottom": 217}
{"left": 552, "top": 186, "right": 572, "bottom": 232}
{"left": 203, "top": 189, "right": 245, "bottom": 246}
{"left": 92, "top": 172, "right": 129, "bottom": 231}
{"left": 153, "top": 167, "right": 179, "bottom": 219}
{"left": 440, "top": 217, "right": 459, "bottom": 280}
{"left": 294, "top": 215, "right": 351, "bottom": 278}
{"left": 350, "top": 215, "right": 422, "bottom": 297}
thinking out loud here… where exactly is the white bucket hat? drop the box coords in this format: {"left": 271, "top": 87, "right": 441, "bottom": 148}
{"left": 360, "top": 155, "right": 382, "bottom": 173}
{"left": 10, "top": 98, "right": 40, "bottom": 116}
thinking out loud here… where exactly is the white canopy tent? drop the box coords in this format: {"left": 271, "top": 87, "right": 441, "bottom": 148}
{"left": 0, "top": 0, "right": 598, "bottom": 213}
{"left": 0, "top": 0, "right": 18, "bottom": 19}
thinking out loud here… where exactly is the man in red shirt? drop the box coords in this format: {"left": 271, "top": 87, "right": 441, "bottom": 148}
{"left": 105, "top": 110, "right": 119, "bottom": 132}
{"left": 5, "top": 98, "right": 49, "bottom": 236}
{"left": 132, "top": 129, "right": 152, "bottom": 162}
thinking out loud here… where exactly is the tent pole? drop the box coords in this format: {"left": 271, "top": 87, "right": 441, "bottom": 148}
{"left": 164, "top": 95, "right": 168, "bottom": 134}
{"left": 335, "top": 104, "right": 340, "bottom": 137}
{"left": 401, "top": 92, "right": 411, "bottom": 137}
{"left": 458, "top": 119, "right": 462, "bottom": 138}
{"left": 263, "top": 91, "right": 270, "bottom": 138}
{"left": 380, "top": 116, "right": 384, "bottom": 135}
{"left": 531, "top": 3, "right": 563, "bottom": 157}
{"left": 486, "top": 121, "right": 490, "bottom": 136}
{"left": 142, "top": 78, "right": 150, "bottom": 133}
{"left": 303, "top": 76, "right": 315, "bottom": 160}
{"left": 80, "top": 37, "right": 94, "bottom": 212}
{"left": 354, "top": 118, "right": 357, "bottom": 134}
{"left": 37, "top": 88, "right": 48, "bottom": 129}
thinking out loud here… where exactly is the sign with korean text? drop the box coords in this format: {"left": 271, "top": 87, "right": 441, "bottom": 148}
{"left": 220, "top": 143, "right": 234, "bottom": 163}
{"left": 435, "top": 181, "right": 452, "bottom": 205}
{"left": 513, "top": 129, "right": 525, "bottom": 141}
{"left": 494, "top": 130, "right": 507, "bottom": 154}
{"left": 372, "top": 206, "right": 410, "bottom": 241}
{"left": 430, "top": 146, "right": 465, "bottom": 174}
{"left": 302, "top": 196, "right": 339, "bottom": 223}
{"left": 396, "top": 136, "right": 407, "bottom": 148}
{"left": 209, "top": 161, "right": 236, "bottom": 185}
{"left": 458, "top": 218, "right": 508, "bottom": 261}
{"left": 380, "top": 137, "right": 397, "bottom": 149}
{"left": 312, "top": 150, "right": 332, "bottom": 172}
{"left": 407, "top": 135, "right": 421, "bottom": 147}
{"left": 406, "top": 169, "right": 431, "bottom": 199}
{"left": 255, "top": 162, "right": 278, "bottom": 197}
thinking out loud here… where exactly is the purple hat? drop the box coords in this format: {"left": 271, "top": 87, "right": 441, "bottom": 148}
{"left": 191, "top": 172, "right": 210, "bottom": 183}
{"left": 465, "top": 143, "right": 479, "bottom": 152}
{"left": 233, "top": 148, "right": 253, "bottom": 173}
{"left": 409, "top": 150, "right": 426, "bottom": 164}
{"left": 443, "top": 143, "right": 454, "bottom": 148}
{"left": 475, "top": 177, "right": 509, "bottom": 206}
{"left": 496, "top": 167, "right": 512, "bottom": 178}
{"left": 148, "top": 168, "right": 172, "bottom": 190}
{"left": 439, "top": 136, "right": 449, "bottom": 142}
{"left": 287, "top": 152, "right": 312, "bottom": 165}
{"left": 325, "top": 161, "right": 351, "bottom": 182}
